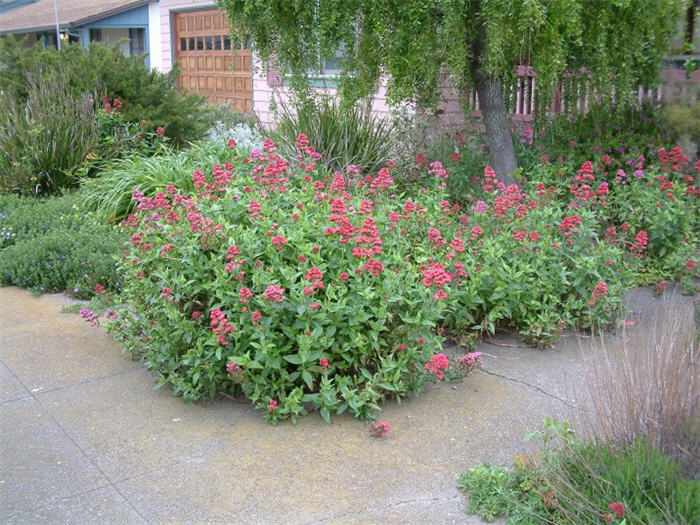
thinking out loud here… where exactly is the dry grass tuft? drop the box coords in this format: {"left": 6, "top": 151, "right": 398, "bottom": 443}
{"left": 576, "top": 296, "right": 698, "bottom": 474}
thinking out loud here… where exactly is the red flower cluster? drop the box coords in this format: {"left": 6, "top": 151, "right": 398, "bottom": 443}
{"left": 422, "top": 263, "right": 452, "bottom": 288}
{"left": 264, "top": 285, "right": 285, "bottom": 302}
{"left": 353, "top": 217, "right": 382, "bottom": 258}
{"left": 629, "top": 230, "right": 648, "bottom": 257}
{"left": 271, "top": 235, "right": 288, "bottom": 250}
{"left": 226, "top": 361, "right": 244, "bottom": 382}
{"left": 424, "top": 353, "right": 449, "bottom": 380}
{"left": 588, "top": 281, "right": 608, "bottom": 306}
{"left": 210, "top": 308, "right": 234, "bottom": 345}
{"left": 362, "top": 258, "right": 384, "bottom": 277}
{"left": 369, "top": 420, "right": 391, "bottom": 438}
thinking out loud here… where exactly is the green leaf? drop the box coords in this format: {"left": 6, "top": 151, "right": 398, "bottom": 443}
{"left": 302, "top": 369, "right": 314, "bottom": 389}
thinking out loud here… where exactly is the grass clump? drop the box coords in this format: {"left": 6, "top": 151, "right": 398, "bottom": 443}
{"left": 271, "top": 97, "right": 396, "bottom": 174}
{"left": 79, "top": 141, "right": 237, "bottom": 222}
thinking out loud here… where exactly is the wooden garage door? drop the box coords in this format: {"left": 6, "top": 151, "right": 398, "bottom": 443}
{"left": 174, "top": 8, "right": 252, "bottom": 112}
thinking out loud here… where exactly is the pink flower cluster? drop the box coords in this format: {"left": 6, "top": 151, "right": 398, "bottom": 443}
{"left": 80, "top": 308, "right": 99, "bottom": 327}
{"left": 264, "top": 285, "right": 285, "bottom": 302}
{"left": 588, "top": 281, "right": 608, "bottom": 307}
{"left": 210, "top": 308, "right": 234, "bottom": 345}
{"left": 226, "top": 361, "right": 244, "bottom": 382}
{"left": 458, "top": 352, "right": 483, "bottom": 370}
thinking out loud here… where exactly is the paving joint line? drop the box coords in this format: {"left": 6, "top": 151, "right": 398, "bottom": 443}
{"left": 2, "top": 483, "right": 114, "bottom": 521}
{"left": 1, "top": 334, "right": 149, "bottom": 521}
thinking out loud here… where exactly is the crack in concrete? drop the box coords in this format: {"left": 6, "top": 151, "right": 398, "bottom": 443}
{"left": 476, "top": 368, "right": 577, "bottom": 408}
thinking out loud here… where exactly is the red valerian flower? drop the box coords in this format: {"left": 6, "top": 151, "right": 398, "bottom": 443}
{"left": 432, "top": 289, "right": 448, "bottom": 301}
{"left": 271, "top": 235, "right": 288, "bottom": 250}
{"left": 306, "top": 267, "right": 323, "bottom": 281}
{"left": 251, "top": 309, "right": 262, "bottom": 324}
{"left": 210, "top": 308, "right": 234, "bottom": 345}
{"left": 338, "top": 272, "right": 350, "bottom": 281}
{"left": 369, "top": 421, "right": 391, "bottom": 438}
{"left": 319, "top": 358, "right": 331, "bottom": 370}
{"left": 609, "top": 502, "right": 624, "bottom": 519}
{"left": 264, "top": 285, "right": 285, "bottom": 302}
{"left": 226, "top": 361, "right": 244, "bottom": 382}
{"left": 422, "top": 263, "right": 452, "bottom": 288}
{"left": 588, "top": 281, "right": 608, "bottom": 306}
{"left": 268, "top": 399, "right": 278, "bottom": 410}
{"left": 362, "top": 258, "right": 383, "bottom": 277}
{"left": 424, "top": 353, "right": 449, "bottom": 380}
{"left": 239, "top": 287, "right": 253, "bottom": 303}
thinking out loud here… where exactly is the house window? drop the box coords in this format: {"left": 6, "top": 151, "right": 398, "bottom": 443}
{"left": 89, "top": 28, "right": 102, "bottom": 42}
{"left": 214, "top": 35, "right": 222, "bottom": 50}
{"left": 180, "top": 37, "right": 187, "bottom": 51}
{"left": 320, "top": 46, "right": 345, "bottom": 76}
{"left": 129, "top": 28, "right": 145, "bottom": 56}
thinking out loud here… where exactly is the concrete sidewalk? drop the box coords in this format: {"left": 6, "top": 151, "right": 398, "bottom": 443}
{"left": 0, "top": 286, "right": 693, "bottom": 524}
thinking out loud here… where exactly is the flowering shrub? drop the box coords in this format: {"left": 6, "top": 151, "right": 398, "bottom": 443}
{"left": 94, "top": 98, "right": 170, "bottom": 161}
{"left": 110, "top": 139, "right": 467, "bottom": 421}
{"left": 109, "top": 136, "right": 631, "bottom": 420}
{"left": 520, "top": 150, "right": 699, "bottom": 290}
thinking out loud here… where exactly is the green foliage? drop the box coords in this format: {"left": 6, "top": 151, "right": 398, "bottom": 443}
{"left": 0, "top": 194, "right": 123, "bottom": 297}
{"left": 459, "top": 423, "right": 700, "bottom": 524}
{"left": 664, "top": 101, "right": 700, "bottom": 143}
{"left": 0, "top": 69, "right": 97, "bottom": 195}
{"left": 271, "top": 98, "right": 396, "bottom": 174}
{"left": 0, "top": 37, "right": 212, "bottom": 147}
{"left": 79, "top": 141, "right": 235, "bottom": 222}
{"left": 218, "top": 0, "right": 684, "bottom": 111}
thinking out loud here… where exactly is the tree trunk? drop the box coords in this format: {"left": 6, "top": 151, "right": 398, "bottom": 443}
{"left": 467, "top": 1, "right": 519, "bottom": 186}
{"left": 472, "top": 71, "right": 519, "bottom": 186}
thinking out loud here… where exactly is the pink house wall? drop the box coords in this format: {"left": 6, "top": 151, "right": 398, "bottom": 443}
{"left": 157, "top": 0, "right": 400, "bottom": 127}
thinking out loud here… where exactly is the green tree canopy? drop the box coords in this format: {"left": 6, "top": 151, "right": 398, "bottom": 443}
{"left": 219, "top": 0, "right": 687, "bottom": 177}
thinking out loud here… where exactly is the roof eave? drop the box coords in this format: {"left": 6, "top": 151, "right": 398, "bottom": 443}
{"left": 0, "top": 24, "right": 68, "bottom": 35}
{"left": 0, "top": 0, "right": 152, "bottom": 35}
{"left": 69, "top": 0, "right": 152, "bottom": 28}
